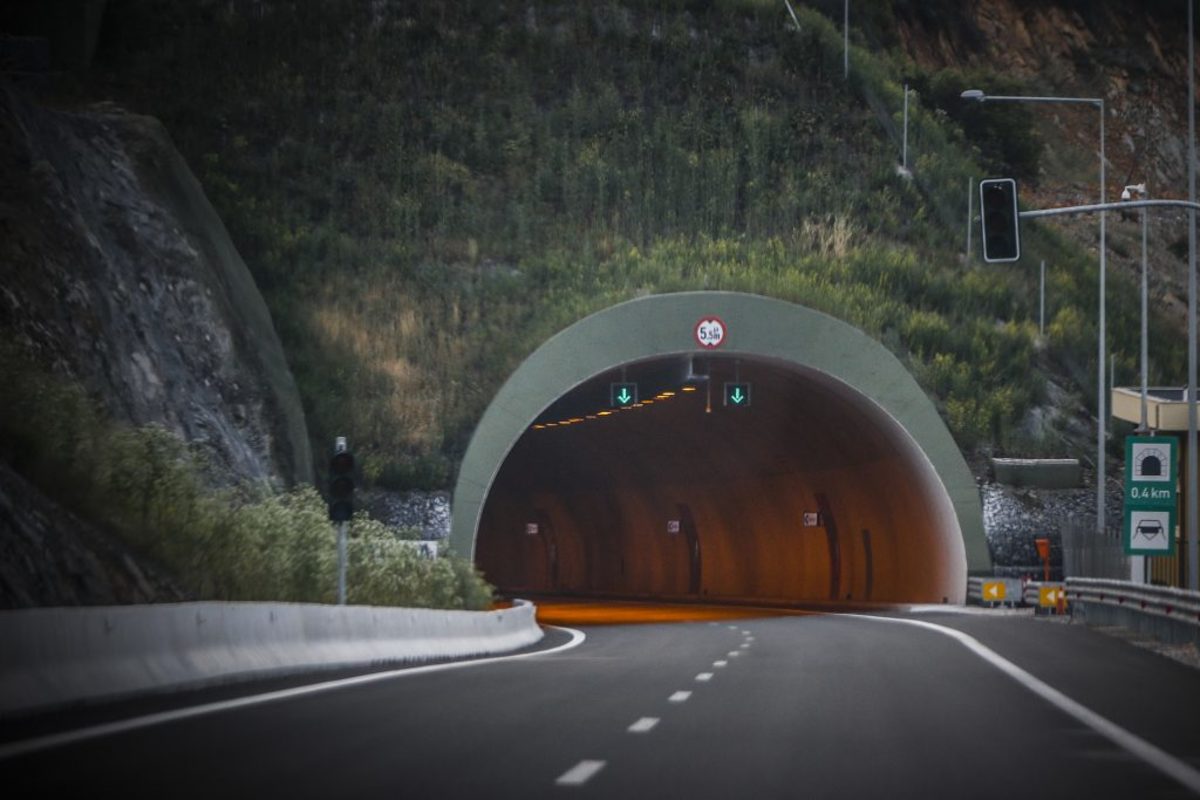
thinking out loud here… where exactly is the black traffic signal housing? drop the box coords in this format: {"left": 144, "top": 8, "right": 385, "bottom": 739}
{"left": 979, "top": 178, "right": 1021, "bottom": 263}
{"left": 328, "top": 448, "right": 355, "bottom": 522}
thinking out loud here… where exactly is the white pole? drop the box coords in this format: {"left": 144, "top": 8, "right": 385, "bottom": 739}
{"left": 1141, "top": 197, "right": 1149, "bottom": 431}
{"left": 1133, "top": 188, "right": 1149, "bottom": 585}
{"left": 1098, "top": 99, "right": 1107, "bottom": 535}
{"left": 1040, "top": 260, "right": 1046, "bottom": 337}
{"left": 337, "top": 520, "right": 348, "bottom": 605}
{"left": 843, "top": 0, "right": 849, "bottom": 80}
{"left": 1188, "top": 0, "right": 1198, "bottom": 590}
{"left": 966, "top": 177, "right": 973, "bottom": 262}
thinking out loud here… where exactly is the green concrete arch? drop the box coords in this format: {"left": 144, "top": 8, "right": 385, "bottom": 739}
{"left": 451, "top": 291, "right": 989, "bottom": 603}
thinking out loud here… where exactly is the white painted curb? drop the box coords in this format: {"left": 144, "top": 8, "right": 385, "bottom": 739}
{"left": 0, "top": 600, "right": 542, "bottom": 717}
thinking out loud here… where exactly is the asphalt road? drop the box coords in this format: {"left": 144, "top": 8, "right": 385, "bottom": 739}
{"left": 3, "top": 608, "right": 1200, "bottom": 799}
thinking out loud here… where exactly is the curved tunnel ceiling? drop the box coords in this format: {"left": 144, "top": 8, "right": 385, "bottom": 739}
{"left": 450, "top": 292, "right": 990, "bottom": 605}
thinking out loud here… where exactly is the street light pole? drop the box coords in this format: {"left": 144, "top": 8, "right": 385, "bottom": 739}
{"left": 1123, "top": 181, "right": 1150, "bottom": 585}
{"left": 844, "top": 0, "right": 849, "bottom": 80}
{"left": 962, "top": 89, "right": 1108, "bottom": 534}
{"left": 1122, "top": 183, "right": 1150, "bottom": 430}
{"left": 1187, "top": 0, "right": 1198, "bottom": 591}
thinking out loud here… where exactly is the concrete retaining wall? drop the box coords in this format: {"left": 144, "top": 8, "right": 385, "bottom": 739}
{"left": 991, "top": 458, "right": 1082, "bottom": 489}
{"left": 0, "top": 601, "right": 542, "bottom": 717}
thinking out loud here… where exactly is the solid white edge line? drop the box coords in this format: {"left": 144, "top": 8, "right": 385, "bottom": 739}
{"left": 849, "top": 614, "right": 1200, "bottom": 795}
{"left": 0, "top": 624, "right": 587, "bottom": 761}
{"left": 555, "top": 759, "right": 606, "bottom": 786}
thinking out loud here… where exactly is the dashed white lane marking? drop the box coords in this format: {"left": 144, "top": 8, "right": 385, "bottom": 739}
{"left": 0, "top": 625, "right": 588, "bottom": 761}
{"left": 627, "top": 717, "right": 660, "bottom": 733}
{"left": 556, "top": 760, "right": 606, "bottom": 786}
{"left": 745, "top": 636, "right": 755, "bottom": 642}
{"left": 668, "top": 691, "right": 692, "bottom": 703}
{"left": 728, "top": 651, "right": 741, "bottom": 657}
{"left": 741, "top": 630, "right": 751, "bottom": 635}
{"left": 850, "top": 614, "right": 1200, "bottom": 796}
{"left": 713, "top": 660, "right": 728, "bottom": 668}
{"left": 739, "top": 643, "right": 751, "bottom": 649}
{"left": 695, "top": 672, "right": 714, "bottom": 682}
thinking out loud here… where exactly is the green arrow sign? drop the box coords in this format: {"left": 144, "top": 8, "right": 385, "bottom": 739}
{"left": 724, "top": 382, "right": 751, "bottom": 408}
{"left": 610, "top": 382, "right": 638, "bottom": 408}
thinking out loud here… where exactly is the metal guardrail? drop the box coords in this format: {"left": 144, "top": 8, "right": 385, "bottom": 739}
{"left": 1067, "top": 577, "right": 1200, "bottom": 646}
{"left": 966, "top": 576, "right": 1024, "bottom": 606}
{"left": 967, "top": 575, "right": 1200, "bottom": 645}
{"left": 1067, "top": 578, "right": 1200, "bottom": 626}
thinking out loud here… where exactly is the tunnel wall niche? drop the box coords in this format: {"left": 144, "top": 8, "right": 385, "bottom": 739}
{"left": 450, "top": 292, "right": 990, "bottom": 604}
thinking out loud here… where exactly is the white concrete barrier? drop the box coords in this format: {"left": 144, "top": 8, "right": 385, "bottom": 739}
{"left": 0, "top": 600, "right": 542, "bottom": 717}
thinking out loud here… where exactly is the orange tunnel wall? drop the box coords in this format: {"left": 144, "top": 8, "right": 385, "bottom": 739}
{"left": 475, "top": 359, "right": 964, "bottom": 605}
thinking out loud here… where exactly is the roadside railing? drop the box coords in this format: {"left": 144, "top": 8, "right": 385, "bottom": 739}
{"left": 1067, "top": 577, "right": 1200, "bottom": 646}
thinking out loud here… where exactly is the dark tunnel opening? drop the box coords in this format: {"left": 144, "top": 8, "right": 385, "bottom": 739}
{"left": 474, "top": 354, "right": 963, "bottom": 605}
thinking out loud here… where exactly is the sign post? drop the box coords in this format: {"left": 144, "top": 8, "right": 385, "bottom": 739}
{"left": 1123, "top": 435, "right": 1178, "bottom": 556}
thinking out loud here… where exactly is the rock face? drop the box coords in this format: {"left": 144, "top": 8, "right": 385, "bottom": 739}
{"left": 0, "top": 462, "right": 185, "bottom": 607}
{"left": 0, "top": 85, "right": 313, "bottom": 605}
{"left": 0, "top": 86, "right": 312, "bottom": 488}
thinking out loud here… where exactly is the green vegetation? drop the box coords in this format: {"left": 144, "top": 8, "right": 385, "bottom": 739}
{"left": 90, "top": 0, "right": 1185, "bottom": 481}
{"left": 0, "top": 346, "right": 493, "bottom": 609}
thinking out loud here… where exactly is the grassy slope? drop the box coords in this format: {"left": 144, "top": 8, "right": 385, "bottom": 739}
{"left": 90, "top": 0, "right": 1184, "bottom": 488}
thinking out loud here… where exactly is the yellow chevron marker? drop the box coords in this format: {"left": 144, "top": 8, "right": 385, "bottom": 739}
{"left": 982, "top": 581, "right": 1006, "bottom": 601}
{"left": 1039, "top": 586, "right": 1066, "bottom": 608}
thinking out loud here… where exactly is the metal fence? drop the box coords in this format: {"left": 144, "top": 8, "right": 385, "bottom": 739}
{"left": 1060, "top": 520, "right": 1129, "bottom": 580}
{"left": 1061, "top": 519, "right": 1189, "bottom": 586}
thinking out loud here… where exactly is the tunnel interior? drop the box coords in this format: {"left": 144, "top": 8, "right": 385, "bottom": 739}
{"left": 474, "top": 354, "right": 963, "bottom": 605}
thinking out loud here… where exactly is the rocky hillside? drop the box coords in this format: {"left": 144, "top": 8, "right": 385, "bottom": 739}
{"left": 0, "top": 85, "right": 313, "bottom": 605}
{"left": 894, "top": 0, "right": 1199, "bottom": 331}
{"left": 0, "top": 86, "right": 311, "bottom": 487}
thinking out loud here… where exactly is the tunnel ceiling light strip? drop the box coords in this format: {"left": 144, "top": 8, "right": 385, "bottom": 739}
{"left": 529, "top": 381, "right": 696, "bottom": 431}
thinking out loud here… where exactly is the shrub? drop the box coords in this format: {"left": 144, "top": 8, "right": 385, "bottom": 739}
{"left": 0, "top": 347, "right": 493, "bottom": 609}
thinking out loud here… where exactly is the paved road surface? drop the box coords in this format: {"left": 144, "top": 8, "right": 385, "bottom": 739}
{"left": 3, "top": 607, "right": 1199, "bottom": 799}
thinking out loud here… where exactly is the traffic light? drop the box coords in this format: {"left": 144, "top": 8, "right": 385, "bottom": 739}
{"left": 979, "top": 178, "right": 1021, "bottom": 262}
{"left": 328, "top": 438, "right": 355, "bottom": 523}
{"left": 723, "top": 382, "right": 751, "bottom": 408}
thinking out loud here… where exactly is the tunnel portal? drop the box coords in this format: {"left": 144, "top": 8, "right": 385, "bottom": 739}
{"left": 450, "top": 292, "right": 989, "bottom": 605}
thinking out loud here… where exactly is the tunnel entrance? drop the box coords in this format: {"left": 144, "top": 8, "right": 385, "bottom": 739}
{"left": 450, "top": 292, "right": 989, "bottom": 605}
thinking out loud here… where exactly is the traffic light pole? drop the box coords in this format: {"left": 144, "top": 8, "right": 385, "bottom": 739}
{"left": 1019, "top": 198, "right": 1200, "bottom": 218}
{"left": 337, "top": 520, "right": 348, "bottom": 606}
{"left": 328, "top": 436, "right": 355, "bottom": 605}
{"left": 1022, "top": 196, "right": 1200, "bottom": 585}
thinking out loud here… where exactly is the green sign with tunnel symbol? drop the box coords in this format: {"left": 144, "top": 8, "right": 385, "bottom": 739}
{"left": 1124, "top": 435, "right": 1176, "bottom": 507}
{"left": 1123, "top": 435, "right": 1178, "bottom": 556}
